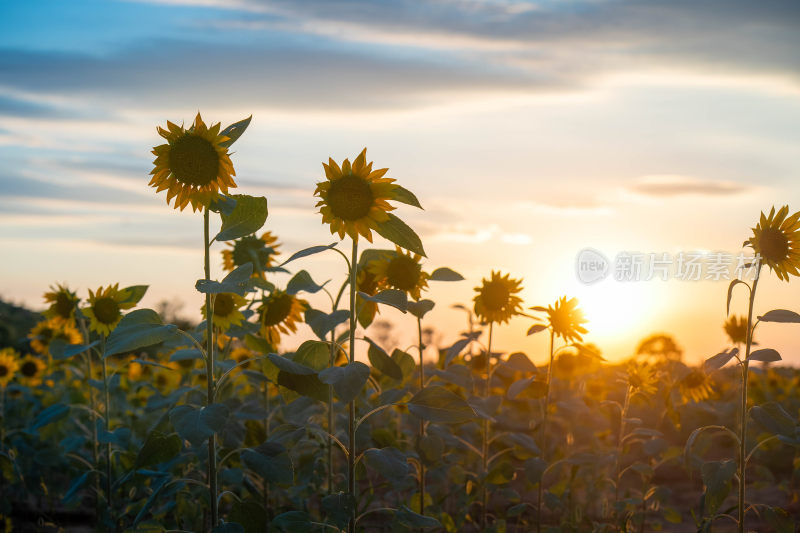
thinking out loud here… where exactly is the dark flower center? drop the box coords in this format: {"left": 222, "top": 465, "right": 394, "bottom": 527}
{"left": 386, "top": 256, "right": 421, "bottom": 292}
{"left": 232, "top": 236, "right": 273, "bottom": 269}
{"left": 94, "top": 297, "right": 120, "bottom": 325}
{"left": 758, "top": 227, "right": 789, "bottom": 264}
{"left": 55, "top": 292, "right": 75, "bottom": 318}
{"left": 0, "top": 365, "right": 8, "bottom": 377}
{"left": 260, "top": 293, "right": 293, "bottom": 327}
{"left": 481, "top": 281, "right": 510, "bottom": 311}
{"left": 214, "top": 294, "right": 235, "bottom": 317}
{"left": 169, "top": 134, "right": 219, "bottom": 187}
{"left": 684, "top": 371, "right": 704, "bottom": 388}
{"left": 21, "top": 361, "right": 38, "bottom": 377}
{"left": 327, "top": 174, "right": 374, "bottom": 220}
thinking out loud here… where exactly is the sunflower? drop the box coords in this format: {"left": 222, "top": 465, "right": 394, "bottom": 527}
{"left": 222, "top": 231, "right": 281, "bottom": 278}
{"left": 626, "top": 362, "right": 658, "bottom": 395}
{"left": 201, "top": 292, "right": 247, "bottom": 332}
{"left": 679, "top": 368, "right": 714, "bottom": 403}
{"left": 368, "top": 246, "right": 429, "bottom": 301}
{"left": 473, "top": 270, "right": 524, "bottom": 325}
{"left": 747, "top": 205, "right": 800, "bottom": 281}
{"left": 257, "top": 290, "right": 307, "bottom": 347}
{"left": 314, "top": 148, "right": 399, "bottom": 242}
{"left": 83, "top": 284, "right": 136, "bottom": 337}
{"left": 28, "top": 320, "right": 83, "bottom": 355}
{"left": 42, "top": 283, "right": 80, "bottom": 325}
{"left": 355, "top": 268, "right": 384, "bottom": 328}
{"left": 724, "top": 315, "right": 750, "bottom": 346}
{"left": 230, "top": 347, "right": 254, "bottom": 370}
{"left": 17, "top": 355, "right": 47, "bottom": 387}
{"left": 544, "top": 296, "right": 588, "bottom": 343}
{"left": 0, "top": 348, "right": 19, "bottom": 387}
{"left": 149, "top": 113, "right": 237, "bottom": 212}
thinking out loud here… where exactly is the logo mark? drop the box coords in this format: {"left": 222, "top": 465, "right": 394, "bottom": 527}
{"left": 576, "top": 248, "right": 609, "bottom": 284}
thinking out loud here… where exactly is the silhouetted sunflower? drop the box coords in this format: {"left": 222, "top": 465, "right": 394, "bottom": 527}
{"left": 724, "top": 315, "right": 750, "bottom": 346}
{"left": 747, "top": 205, "right": 800, "bottom": 281}
{"left": 83, "top": 284, "right": 135, "bottom": 336}
{"left": 43, "top": 283, "right": 79, "bottom": 325}
{"left": 314, "top": 148, "right": 398, "bottom": 242}
{"left": 201, "top": 292, "right": 247, "bottom": 332}
{"left": 150, "top": 113, "right": 236, "bottom": 212}
{"left": 29, "top": 320, "right": 83, "bottom": 355}
{"left": 473, "top": 270, "right": 524, "bottom": 325}
{"left": 257, "top": 290, "right": 307, "bottom": 346}
{"left": 0, "top": 348, "right": 19, "bottom": 387}
{"left": 17, "top": 355, "right": 47, "bottom": 387}
{"left": 626, "top": 362, "right": 658, "bottom": 395}
{"left": 222, "top": 231, "right": 280, "bottom": 278}
{"left": 679, "top": 368, "right": 714, "bottom": 403}
{"left": 545, "top": 296, "right": 588, "bottom": 343}
{"left": 369, "top": 246, "right": 429, "bottom": 301}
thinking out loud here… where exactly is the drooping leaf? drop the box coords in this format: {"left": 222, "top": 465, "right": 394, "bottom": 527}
{"left": 751, "top": 402, "right": 797, "bottom": 436}
{"left": 527, "top": 324, "right": 547, "bottom": 336}
{"left": 429, "top": 267, "right": 464, "bottom": 282}
{"left": 726, "top": 279, "right": 749, "bottom": 316}
{"left": 445, "top": 337, "right": 472, "bottom": 367}
{"left": 279, "top": 243, "right": 338, "bottom": 267}
{"left": 407, "top": 299, "right": 435, "bottom": 319}
{"left": 305, "top": 308, "right": 350, "bottom": 340}
{"left": 286, "top": 270, "right": 328, "bottom": 295}
{"left": 318, "top": 362, "right": 370, "bottom": 404}
{"left": 31, "top": 403, "right": 69, "bottom": 430}
{"left": 394, "top": 505, "right": 441, "bottom": 528}
{"left": 374, "top": 213, "right": 426, "bottom": 257}
{"left": 704, "top": 348, "right": 738, "bottom": 373}
{"left": 701, "top": 459, "right": 736, "bottom": 514}
{"left": 408, "top": 386, "right": 476, "bottom": 423}
{"left": 219, "top": 115, "right": 252, "bottom": 148}
{"left": 196, "top": 263, "right": 254, "bottom": 296}
{"left": 322, "top": 492, "right": 355, "bottom": 530}
{"left": 49, "top": 340, "right": 100, "bottom": 361}
{"left": 169, "top": 404, "right": 230, "bottom": 447}
{"left": 215, "top": 194, "right": 268, "bottom": 241}
{"left": 757, "top": 309, "right": 800, "bottom": 323}
{"left": 270, "top": 511, "right": 312, "bottom": 532}
{"left": 392, "top": 185, "right": 423, "bottom": 209}
{"left": 524, "top": 457, "right": 547, "bottom": 484}
{"left": 121, "top": 285, "right": 148, "bottom": 305}
{"left": 508, "top": 377, "right": 537, "bottom": 400}
{"left": 135, "top": 431, "right": 182, "bottom": 469}
{"left": 292, "top": 340, "right": 331, "bottom": 372}
{"left": 105, "top": 309, "right": 179, "bottom": 358}
{"left": 241, "top": 441, "right": 294, "bottom": 485}
{"left": 276, "top": 372, "right": 329, "bottom": 403}
{"left": 358, "top": 289, "right": 408, "bottom": 313}
{"left": 63, "top": 471, "right": 92, "bottom": 504}
{"left": 364, "top": 447, "right": 411, "bottom": 483}
{"left": 366, "top": 338, "right": 403, "bottom": 380}
{"left": 210, "top": 194, "right": 237, "bottom": 216}
{"left": 747, "top": 348, "right": 781, "bottom": 363}
{"left": 392, "top": 348, "right": 416, "bottom": 380}
{"left": 267, "top": 353, "right": 316, "bottom": 376}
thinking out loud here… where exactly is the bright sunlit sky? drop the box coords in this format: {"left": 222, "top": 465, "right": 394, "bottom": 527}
{"left": 2, "top": 0, "right": 800, "bottom": 365}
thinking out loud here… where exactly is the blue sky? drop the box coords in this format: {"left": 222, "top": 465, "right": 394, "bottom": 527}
{"left": 2, "top": 0, "right": 800, "bottom": 364}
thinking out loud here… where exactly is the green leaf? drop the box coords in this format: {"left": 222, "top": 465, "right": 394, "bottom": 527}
{"left": 508, "top": 377, "right": 537, "bottom": 400}
{"left": 408, "top": 386, "right": 476, "bottom": 423}
{"left": 241, "top": 442, "right": 294, "bottom": 485}
{"left": 169, "top": 404, "right": 230, "bottom": 447}
{"left": 374, "top": 213, "right": 426, "bottom": 257}
{"left": 267, "top": 353, "right": 316, "bottom": 376}
{"left": 304, "top": 308, "right": 349, "bottom": 340}
{"left": 747, "top": 348, "right": 781, "bottom": 363}
{"left": 416, "top": 434, "right": 444, "bottom": 465}
{"left": 758, "top": 309, "right": 800, "bottom": 323}
{"left": 195, "top": 263, "right": 254, "bottom": 296}
{"left": 764, "top": 506, "right": 795, "bottom": 533}
{"left": 527, "top": 324, "right": 547, "bottom": 336}
{"left": 726, "top": 279, "right": 749, "bottom": 316}
{"left": 393, "top": 185, "right": 423, "bottom": 209}
{"left": 105, "top": 309, "right": 179, "bottom": 358}
{"left": 31, "top": 403, "right": 70, "bottom": 430}
{"left": 366, "top": 338, "right": 404, "bottom": 380}
{"left": 394, "top": 505, "right": 440, "bottom": 528}
{"left": 121, "top": 285, "right": 148, "bottom": 305}
{"left": 358, "top": 289, "right": 408, "bottom": 313}
{"left": 407, "top": 299, "right": 435, "bottom": 319}
{"left": 49, "top": 340, "right": 100, "bottom": 361}
{"left": 701, "top": 459, "right": 736, "bottom": 514}
{"left": 279, "top": 242, "right": 338, "bottom": 267}
{"left": 135, "top": 431, "right": 182, "bottom": 469}
{"left": 751, "top": 402, "right": 796, "bottom": 436}
{"left": 219, "top": 115, "right": 252, "bottom": 148}
{"left": 276, "top": 372, "right": 329, "bottom": 403}
{"left": 63, "top": 470, "right": 92, "bottom": 504}
{"left": 429, "top": 267, "right": 464, "bottom": 281}
{"left": 293, "top": 340, "right": 331, "bottom": 372}
{"left": 525, "top": 457, "right": 547, "bottom": 485}
{"left": 229, "top": 500, "right": 268, "bottom": 533}
{"left": 286, "top": 270, "right": 328, "bottom": 295}
{"left": 392, "top": 348, "right": 416, "bottom": 380}
{"left": 215, "top": 194, "right": 268, "bottom": 241}
{"left": 270, "top": 511, "right": 312, "bottom": 532}
{"left": 364, "top": 447, "right": 411, "bottom": 483}
{"left": 322, "top": 492, "right": 354, "bottom": 530}
{"left": 487, "top": 460, "right": 515, "bottom": 485}
{"left": 318, "top": 362, "right": 370, "bottom": 404}
{"left": 704, "top": 348, "right": 738, "bottom": 372}
{"left": 210, "top": 193, "right": 237, "bottom": 216}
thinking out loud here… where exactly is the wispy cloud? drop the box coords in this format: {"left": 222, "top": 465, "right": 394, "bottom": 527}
{"left": 628, "top": 175, "right": 752, "bottom": 198}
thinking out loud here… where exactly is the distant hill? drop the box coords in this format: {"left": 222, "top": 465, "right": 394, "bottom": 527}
{"left": 0, "top": 299, "right": 42, "bottom": 352}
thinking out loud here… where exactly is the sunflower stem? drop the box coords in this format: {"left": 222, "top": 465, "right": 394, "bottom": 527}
{"left": 615, "top": 385, "right": 633, "bottom": 519}
{"left": 738, "top": 265, "right": 760, "bottom": 533}
{"left": 83, "top": 328, "right": 101, "bottom": 523}
{"left": 204, "top": 207, "right": 219, "bottom": 530}
{"left": 348, "top": 238, "right": 358, "bottom": 533}
{"left": 482, "top": 321, "right": 494, "bottom": 529}
{"left": 101, "top": 336, "right": 114, "bottom": 529}
{"left": 328, "top": 327, "right": 336, "bottom": 495}
{"left": 264, "top": 381, "right": 271, "bottom": 532}
{"left": 417, "top": 316, "right": 426, "bottom": 522}
{"left": 537, "top": 328, "right": 555, "bottom": 533}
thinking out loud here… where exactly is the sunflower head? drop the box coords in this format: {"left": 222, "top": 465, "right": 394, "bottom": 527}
{"left": 0, "top": 348, "right": 19, "bottom": 387}
{"left": 314, "top": 148, "right": 399, "bottom": 242}
{"left": 17, "top": 355, "right": 47, "bottom": 387}
{"left": 257, "top": 290, "right": 307, "bottom": 347}
{"left": 201, "top": 292, "right": 247, "bottom": 332}
{"left": 747, "top": 205, "right": 800, "bottom": 281}
{"left": 545, "top": 296, "right": 588, "bottom": 343}
{"left": 724, "top": 315, "right": 750, "bottom": 346}
{"left": 473, "top": 271, "right": 524, "bottom": 325}
{"left": 222, "top": 231, "right": 281, "bottom": 278}
{"left": 230, "top": 347, "right": 254, "bottom": 371}
{"left": 29, "top": 319, "right": 83, "bottom": 355}
{"left": 43, "top": 283, "right": 80, "bottom": 325}
{"left": 150, "top": 113, "right": 237, "bottom": 212}
{"left": 369, "top": 246, "right": 429, "bottom": 301}
{"left": 83, "top": 284, "right": 136, "bottom": 337}
{"left": 679, "top": 368, "right": 714, "bottom": 403}
{"left": 626, "top": 361, "right": 658, "bottom": 395}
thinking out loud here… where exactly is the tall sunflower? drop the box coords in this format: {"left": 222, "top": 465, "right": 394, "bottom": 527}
{"left": 747, "top": 205, "right": 800, "bottom": 281}
{"left": 29, "top": 320, "right": 83, "bottom": 355}
{"left": 626, "top": 361, "right": 658, "bottom": 395}
{"left": 368, "top": 246, "right": 429, "bottom": 301}
{"left": 314, "top": 148, "right": 399, "bottom": 242}
{"left": 545, "top": 296, "right": 588, "bottom": 343}
{"left": 257, "top": 289, "right": 307, "bottom": 347}
{"left": 43, "top": 283, "right": 80, "bottom": 325}
{"left": 473, "top": 271, "right": 524, "bottom": 325}
{"left": 679, "top": 368, "right": 714, "bottom": 403}
{"left": 83, "top": 284, "right": 136, "bottom": 337}
{"left": 201, "top": 292, "right": 247, "bottom": 332}
{"left": 0, "top": 348, "right": 19, "bottom": 387}
{"left": 17, "top": 355, "right": 47, "bottom": 387}
{"left": 724, "top": 315, "right": 750, "bottom": 346}
{"left": 149, "top": 113, "right": 237, "bottom": 212}
{"left": 222, "top": 231, "right": 281, "bottom": 278}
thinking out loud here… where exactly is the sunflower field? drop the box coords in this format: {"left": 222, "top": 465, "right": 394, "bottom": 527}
{"left": 1, "top": 114, "right": 800, "bottom": 533}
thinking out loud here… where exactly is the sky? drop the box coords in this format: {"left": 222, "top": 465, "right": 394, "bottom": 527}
{"left": 1, "top": 0, "right": 800, "bottom": 366}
